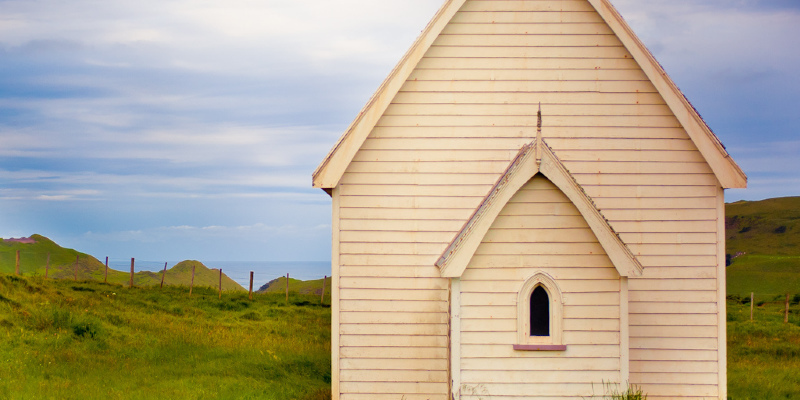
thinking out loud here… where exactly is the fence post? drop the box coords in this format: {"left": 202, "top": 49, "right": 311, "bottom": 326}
{"left": 218, "top": 269, "right": 222, "bottom": 300}
{"left": 104, "top": 257, "right": 108, "bottom": 283}
{"left": 45, "top": 253, "right": 50, "bottom": 279}
{"left": 750, "top": 292, "right": 754, "bottom": 321}
{"left": 161, "top": 262, "right": 167, "bottom": 288}
{"left": 15, "top": 250, "right": 20, "bottom": 276}
{"left": 74, "top": 255, "right": 79, "bottom": 281}
{"left": 321, "top": 275, "right": 327, "bottom": 304}
{"left": 285, "top": 273, "right": 289, "bottom": 302}
{"left": 129, "top": 258, "right": 134, "bottom": 288}
{"left": 786, "top": 293, "right": 790, "bottom": 324}
{"left": 190, "top": 265, "right": 195, "bottom": 296}
{"left": 249, "top": 271, "right": 254, "bottom": 300}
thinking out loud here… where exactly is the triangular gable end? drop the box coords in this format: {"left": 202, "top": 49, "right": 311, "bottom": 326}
{"left": 312, "top": 0, "right": 746, "bottom": 191}
{"left": 436, "top": 140, "right": 643, "bottom": 278}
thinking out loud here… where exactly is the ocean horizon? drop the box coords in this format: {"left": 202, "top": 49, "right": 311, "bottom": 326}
{"left": 104, "top": 259, "right": 331, "bottom": 290}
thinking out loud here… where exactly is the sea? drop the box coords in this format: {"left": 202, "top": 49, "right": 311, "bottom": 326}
{"left": 105, "top": 259, "right": 330, "bottom": 290}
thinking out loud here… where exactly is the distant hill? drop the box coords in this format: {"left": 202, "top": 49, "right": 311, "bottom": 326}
{"left": 0, "top": 235, "right": 243, "bottom": 291}
{"left": 258, "top": 276, "right": 330, "bottom": 297}
{"left": 725, "top": 197, "right": 800, "bottom": 296}
{"left": 726, "top": 196, "right": 800, "bottom": 256}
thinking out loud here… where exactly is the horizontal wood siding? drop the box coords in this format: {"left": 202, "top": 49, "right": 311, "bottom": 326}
{"left": 459, "top": 176, "right": 621, "bottom": 398}
{"left": 335, "top": 0, "right": 721, "bottom": 398}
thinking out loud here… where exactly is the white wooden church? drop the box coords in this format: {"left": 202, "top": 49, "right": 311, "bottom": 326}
{"left": 313, "top": 0, "right": 746, "bottom": 398}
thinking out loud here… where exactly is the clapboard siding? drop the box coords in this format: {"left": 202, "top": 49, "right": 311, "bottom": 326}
{"left": 333, "top": 0, "right": 724, "bottom": 398}
{"left": 458, "top": 176, "right": 622, "bottom": 398}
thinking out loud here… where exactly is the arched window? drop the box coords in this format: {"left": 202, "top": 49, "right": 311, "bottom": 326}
{"left": 515, "top": 271, "right": 565, "bottom": 350}
{"left": 530, "top": 286, "right": 550, "bottom": 336}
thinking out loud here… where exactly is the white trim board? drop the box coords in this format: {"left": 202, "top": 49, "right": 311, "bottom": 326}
{"left": 436, "top": 139, "right": 643, "bottom": 278}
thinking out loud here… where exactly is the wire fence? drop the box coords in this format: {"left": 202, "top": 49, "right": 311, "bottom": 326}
{"left": 728, "top": 292, "right": 799, "bottom": 324}
{"left": 4, "top": 250, "right": 331, "bottom": 303}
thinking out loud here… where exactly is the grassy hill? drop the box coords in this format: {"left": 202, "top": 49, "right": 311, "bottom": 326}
{"left": 0, "top": 235, "right": 243, "bottom": 291}
{"left": 726, "top": 197, "right": 800, "bottom": 297}
{"left": 726, "top": 196, "right": 800, "bottom": 256}
{"left": 0, "top": 275, "right": 330, "bottom": 399}
{"left": 258, "top": 276, "right": 330, "bottom": 298}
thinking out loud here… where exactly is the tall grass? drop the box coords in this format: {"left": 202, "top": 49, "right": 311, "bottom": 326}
{"left": 0, "top": 275, "right": 330, "bottom": 399}
{"left": 728, "top": 299, "right": 800, "bottom": 399}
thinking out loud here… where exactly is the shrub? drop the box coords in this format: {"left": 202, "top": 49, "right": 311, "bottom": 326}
{"left": 71, "top": 317, "right": 102, "bottom": 339}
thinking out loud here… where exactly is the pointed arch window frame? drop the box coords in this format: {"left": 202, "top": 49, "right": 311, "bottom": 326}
{"left": 435, "top": 139, "right": 643, "bottom": 279}
{"left": 515, "top": 271, "right": 565, "bottom": 350}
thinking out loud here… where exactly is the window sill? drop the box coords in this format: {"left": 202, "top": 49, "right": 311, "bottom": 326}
{"left": 513, "top": 344, "right": 567, "bottom": 351}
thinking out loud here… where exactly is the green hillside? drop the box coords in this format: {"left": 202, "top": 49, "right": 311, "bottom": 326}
{"left": 725, "top": 197, "right": 800, "bottom": 297}
{"left": 0, "top": 275, "right": 330, "bottom": 399}
{"left": 726, "top": 196, "right": 800, "bottom": 256}
{"left": 0, "top": 235, "right": 243, "bottom": 291}
{"left": 0, "top": 234, "right": 104, "bottom": 279}
{"left": 259, "top": 276, "right": 330, "bottom": 297}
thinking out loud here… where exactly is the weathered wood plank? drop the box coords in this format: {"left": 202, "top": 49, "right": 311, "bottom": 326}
{"left": 399, "top": 79, "right": 654, "bottom": 94}
{"left": 340, "top": 369, "right": 448, "bottom": 383}
{"left": 340, "top": 311, "right": 448, "bottom": 324}
{"left": 340, "top": 346, "right": 448, "bottom": 359}
{"left": 459, "top": 1, "right": 598, "bottom": 13}
{"left": 385, "top": 102, "right": 668, "bottom": 116}
{"left": 461, "top": 357, "right": 620, "bottom": 371}
{"left": 393, "top": 91, "right": 666, "bottom": 105}
{"left": 340, "top": 381, "right": 447, "bottom": 394}
{"left": 630, "top": 325, "right": 718, "bottom": 338}
{"left": 340, "top": 357, "right": 448, "bottom": 371}
{"left": 460, "top": 370, "right": 618, "bottom": 384}
{"left": 630, "top": 349, "right": 717, "bottom": 361}
{"left": 340, "top": 334, "right": 448, "bottom": 348}
{"left": 341, "top": 323, "right": 448, "bottom": 336}
{"left": 340, "top": 299, "right": 447, "bottom": 313}
{"left": 630, "top": 360, "right": 718, "bottom": 373}
{"left": 450, "top": 10, "right": 606, "bottom": 24}
{"left": 340, "top": 288, "right": 448, "bottom": 301}
{"left": 439, "top": 22, "right": 615, "bottom": 36}
{"left": 431, "top": 33, "right": 623, "bottom": 47}
{"left": 461, "top": 343, "right": 619, "bottom": 358}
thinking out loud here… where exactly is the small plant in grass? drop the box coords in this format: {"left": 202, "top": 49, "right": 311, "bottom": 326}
{"left": 588, "top": 381, "right": 647, "bottom": 400}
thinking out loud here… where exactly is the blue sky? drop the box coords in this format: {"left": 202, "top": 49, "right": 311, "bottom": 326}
{"left": 0, "top": 0, "right": 798, "bottom": 262}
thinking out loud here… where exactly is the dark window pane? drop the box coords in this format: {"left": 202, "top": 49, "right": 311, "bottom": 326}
{"left": 530, "top": 286, "right": 549, "bottom": 336}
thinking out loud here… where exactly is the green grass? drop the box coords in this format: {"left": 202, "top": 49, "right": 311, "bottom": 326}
{"left": 0, "top": 274, "right": 330, "bottom": 399}
{"left": 259, "top": 276, "right": 330, "bottom": 297}
{"left": 727, "top": 255, "right": 800, "bottom": 297}
{"left": 728, "top": 299, "right": 800, "bottom": 400}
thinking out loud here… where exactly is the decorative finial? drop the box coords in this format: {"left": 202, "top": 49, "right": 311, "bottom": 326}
{"left": 535, "top": 103, "right": 542, "bottom": 165}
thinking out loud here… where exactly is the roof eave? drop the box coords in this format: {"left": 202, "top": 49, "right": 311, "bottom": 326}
{"left": 312, "top": 0, "right": 467, "bottom": 190}
{"left": 587, "top": 0, "right": 747, "bottom": 189}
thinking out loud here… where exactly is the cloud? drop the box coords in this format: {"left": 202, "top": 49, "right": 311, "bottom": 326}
{"left": 1, "top": 0, "right": 797, "bottom": 259}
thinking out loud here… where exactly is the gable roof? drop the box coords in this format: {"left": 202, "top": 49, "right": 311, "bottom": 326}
{"left": 436, "top": 138, "right": 644, "bottom": 278}
{"left": 312, "top": 0, "right": 746, "bottom": 191}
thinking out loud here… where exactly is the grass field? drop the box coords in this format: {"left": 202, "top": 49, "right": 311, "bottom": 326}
{"left": 727, "top": 254, "right": 800, "bottom": 297}
{"left": 0, "top": 274, "right": 330, "bottom": 400}
{"left": 728, "top": 299, "right": 800, "bottom": 400}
